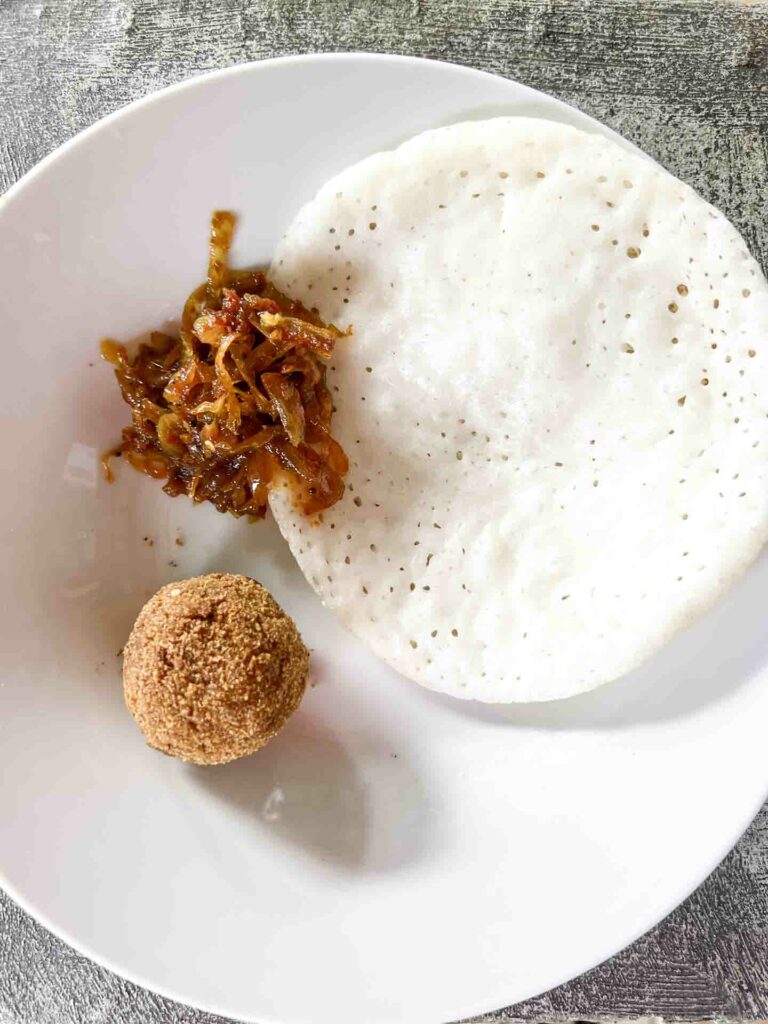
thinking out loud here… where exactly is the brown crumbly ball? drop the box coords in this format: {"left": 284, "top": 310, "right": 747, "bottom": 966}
{"left": 123, "top": 574, "right": 309, "bottom": 765}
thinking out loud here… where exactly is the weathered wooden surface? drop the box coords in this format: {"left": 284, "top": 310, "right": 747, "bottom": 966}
{"left": 1, "top": 1, "right": 768, "bottom": 1021}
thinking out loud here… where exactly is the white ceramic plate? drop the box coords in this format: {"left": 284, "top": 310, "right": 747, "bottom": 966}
{"left": 0, "top": 53, "right": 766, "bottom": 1024}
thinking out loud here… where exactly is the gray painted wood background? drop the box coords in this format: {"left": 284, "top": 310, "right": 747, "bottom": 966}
{"left": 1, "top": 1, "right": 767, "bottom": 1021}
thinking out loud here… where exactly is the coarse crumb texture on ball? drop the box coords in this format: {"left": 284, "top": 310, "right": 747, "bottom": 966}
{"left": 123, "top": 574, "right": 309, "bottom": 765}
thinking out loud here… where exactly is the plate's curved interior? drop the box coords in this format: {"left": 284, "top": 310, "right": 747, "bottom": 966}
{"left": 0, "top": 54, "right": 766, "bottom": 1024}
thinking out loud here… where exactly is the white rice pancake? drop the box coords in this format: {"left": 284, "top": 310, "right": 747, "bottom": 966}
{"left": 269, "top": 117, "right": 768, "bottom": 702}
